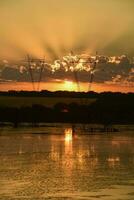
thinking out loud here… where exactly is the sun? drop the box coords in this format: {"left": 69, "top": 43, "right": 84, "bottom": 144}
{"left": 63, "top": 80, "right": 76, "bottom": 91}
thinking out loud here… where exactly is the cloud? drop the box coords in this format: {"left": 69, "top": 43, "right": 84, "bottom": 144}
{"left": 0, "top": 53, "right": 134, "bottom": 87}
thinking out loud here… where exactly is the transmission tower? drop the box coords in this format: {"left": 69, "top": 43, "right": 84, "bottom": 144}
{"left": 26, "top": 55, "right": 46, "bottom": 91}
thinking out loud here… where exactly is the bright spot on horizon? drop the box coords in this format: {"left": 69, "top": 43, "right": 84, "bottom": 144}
{"left": 63, "top": 80, "right": 77, "bottom": 91}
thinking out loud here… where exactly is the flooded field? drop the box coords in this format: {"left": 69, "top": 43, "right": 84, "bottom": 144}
{"left": 0, "top": 125, "right": 134, "bottom": 199}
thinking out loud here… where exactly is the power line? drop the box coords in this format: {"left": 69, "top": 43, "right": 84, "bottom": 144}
{"left": 37, "top": 59, "right": 45, "bottom": 91}
{"left": 26, "top": 55, "right": 46, "bottom": 91}
{"left": 27, "top": 55, "right": 35, "bottom": 91}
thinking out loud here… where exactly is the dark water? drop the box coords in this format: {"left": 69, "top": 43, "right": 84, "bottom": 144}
{"left": 0, "top": 125, "right": 134, "bottom": 200}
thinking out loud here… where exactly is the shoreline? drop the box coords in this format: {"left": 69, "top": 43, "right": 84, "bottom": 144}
{"left": 0, "top": 123, "right": 134, "bottom": 133}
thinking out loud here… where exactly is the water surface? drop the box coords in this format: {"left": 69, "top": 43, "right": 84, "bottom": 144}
{"left": 0, "top": 125, "right": 134, "bottom": 199}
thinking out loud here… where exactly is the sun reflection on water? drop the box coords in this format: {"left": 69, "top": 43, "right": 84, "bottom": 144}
{"left": 107, "top": 156, "right": 120, "bottom": 168}
{"left": 0, "top": 129, "right": 134, "bottom": 199}
{"left": 65, "top": 128, "right": 73, "bottom": 143}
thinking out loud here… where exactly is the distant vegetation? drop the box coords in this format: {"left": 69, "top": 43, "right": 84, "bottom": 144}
{"left": 0, "top": 91, "right": 134, "bottom": 126}
{"left": 0, "top": 90, "right": 99, "bottom": 97}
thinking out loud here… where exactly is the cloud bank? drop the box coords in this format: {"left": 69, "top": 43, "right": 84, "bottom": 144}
{"left": 0, "top": 53, "right": 134, "bottom": 87}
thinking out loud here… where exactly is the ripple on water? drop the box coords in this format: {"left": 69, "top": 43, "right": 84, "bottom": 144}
{"left": 0, "top": 128, "right": 134, "bottom": 200}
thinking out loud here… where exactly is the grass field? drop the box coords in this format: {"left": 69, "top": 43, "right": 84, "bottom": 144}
{"left": 0, "top": 96, "right": 96, "bottom": 107}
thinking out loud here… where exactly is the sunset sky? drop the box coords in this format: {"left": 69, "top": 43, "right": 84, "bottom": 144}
{"left": 0, "top": 0, "right": 134, "bottom": 59}
{"left": 0, "top": 0, "right": 134, "bottom": 92}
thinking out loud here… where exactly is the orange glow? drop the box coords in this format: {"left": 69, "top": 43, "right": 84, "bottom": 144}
{"left": 0, "top": 81, "right": 133, "bottom": 93}
{"left": 108, "top": 157, "right": 120, "bottom": 162}
{"left": 65, "top": 128, "right": 73, "bottom": 142}
{"left": 63, "top": 80, "right": 77, "bottom": 91}
{"left": 107, "top": 156, "right": 120, "bottom": 168}
{"left": 64, "top": 128, "right": 73, "bottom": 171}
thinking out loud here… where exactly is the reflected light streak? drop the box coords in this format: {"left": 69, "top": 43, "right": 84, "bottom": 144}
{"left": 18, "top": 145, "right": 23, "bottom": 155}
{"left": 65, "top": 128, "right": 73, "bottom": 143}
{"left": 107, "top": 156, "right": 120, "bottom": 168}
{"left": 50, "top": 145, "right": 60, "bottom": 162}
{"left": 63, "top": 128, "right": 73, "bottom": 173}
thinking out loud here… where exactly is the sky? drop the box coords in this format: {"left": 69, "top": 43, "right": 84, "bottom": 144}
{"left": 0, "top": 0, "right": 134, "bottom": 59}
{"left": 0, "top": 0, "right": 134, "bottom": 92}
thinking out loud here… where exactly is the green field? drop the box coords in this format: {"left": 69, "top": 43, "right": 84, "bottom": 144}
{"left": 0, "top": 96, "right": 96, "bottom": 107}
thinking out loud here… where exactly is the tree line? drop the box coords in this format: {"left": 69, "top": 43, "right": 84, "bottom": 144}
{"left": 0, "top": 91, "right": 134, "bottom": 126}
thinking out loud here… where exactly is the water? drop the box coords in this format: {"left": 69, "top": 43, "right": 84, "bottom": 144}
{"left": 0, "top": 125, "right": 134, "bottom": 200}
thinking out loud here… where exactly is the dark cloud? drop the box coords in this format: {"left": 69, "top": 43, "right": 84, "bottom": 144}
{"left": 0, "top": 54, "right": 134, "bottom": 87}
